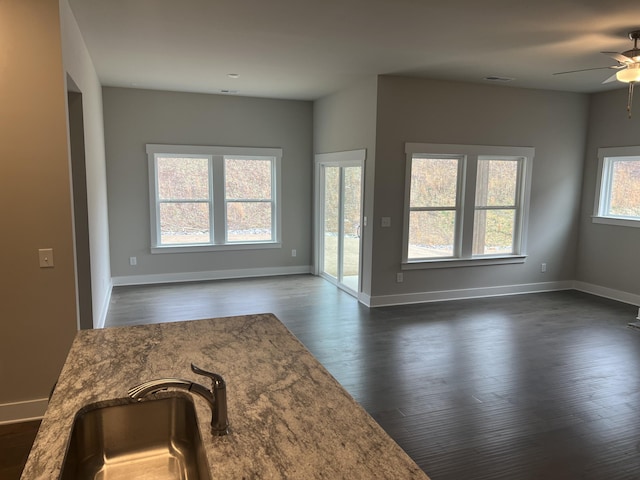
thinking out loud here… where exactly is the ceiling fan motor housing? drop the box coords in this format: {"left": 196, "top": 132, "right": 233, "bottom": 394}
{"left": 623, "top": 30, "right": 640, "bottom": 61}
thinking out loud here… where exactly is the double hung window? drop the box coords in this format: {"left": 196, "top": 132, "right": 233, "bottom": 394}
{"left": 473, "top": 157, "right": 522, "bottom": 256}
{"left": 593, "top": 146, "right": 640, "bottom": 228}
{"left": 403, "top": 143, "right": 534, "bottom": 268}
{"left": 147, "top": 144, "right": 282, "bottom": 252}
{"left": 406, "top": 155, "right": 462, "bottom": 259}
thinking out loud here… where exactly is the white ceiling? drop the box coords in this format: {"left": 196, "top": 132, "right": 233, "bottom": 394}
{"left": 67, "top": 0, "right": 640, "bottom": 100}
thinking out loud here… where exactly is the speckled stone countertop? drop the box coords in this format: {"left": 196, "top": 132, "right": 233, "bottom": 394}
{"left": 22, "top": 313, "right": 429, "bottom": 479}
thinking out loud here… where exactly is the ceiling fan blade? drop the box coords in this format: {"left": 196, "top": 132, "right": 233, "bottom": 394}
{"left": 553, "top": 65, "right": 620, "bottom": 75}
{"left": 602, "top": 51, "right": 633, "bottom": 64}
{"left": 602, "top": 71, "right": 621, "bottom": 84}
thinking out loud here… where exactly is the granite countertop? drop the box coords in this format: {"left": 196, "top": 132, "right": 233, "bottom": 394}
{"left": 22, "top": 313, "right": 430, "bottom": 479}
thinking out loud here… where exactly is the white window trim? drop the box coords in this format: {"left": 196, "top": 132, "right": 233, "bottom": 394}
{"left": 593, "top": 146, "right": 640, "bottom": 229}
{"left": 402, "top": 143, "right": 534, "bottom": 269}
{"left": 147, "top": 144, "right": 282, "bottom": 253}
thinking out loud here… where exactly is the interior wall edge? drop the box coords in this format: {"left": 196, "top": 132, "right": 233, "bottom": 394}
{"left": 95, "top": 280, "right": 113, "bottom": 329}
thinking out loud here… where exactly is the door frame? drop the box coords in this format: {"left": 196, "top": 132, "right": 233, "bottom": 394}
{"left": 314, "top": 149, "right": 365, "bottom": 297}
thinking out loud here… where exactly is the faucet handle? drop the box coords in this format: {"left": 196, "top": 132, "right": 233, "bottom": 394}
{"left": 190, "top": 363, "right": 226, "bottom": 388}
{"left": 191, "top": 364, "right": 229, "bottom": 435}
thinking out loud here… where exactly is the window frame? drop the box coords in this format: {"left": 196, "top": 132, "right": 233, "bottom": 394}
{"left": 147, "top": 144, "right": 282, "bottom": 253}
{"left": 593, "top": 146, "right": 640, "bottom": 229}
{"left": 402, "top": 143, "right": 534, "bottom": 269}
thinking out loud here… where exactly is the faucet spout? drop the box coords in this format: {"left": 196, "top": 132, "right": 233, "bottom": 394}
{"left": 127, "top": 365, "right": 229, "bottom": 436}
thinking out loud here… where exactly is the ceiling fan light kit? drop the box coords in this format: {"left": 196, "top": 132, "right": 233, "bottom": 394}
{"left": 604, "top": 30, "right": 640, "bottom": 119}
{"left": 616, "top": 31, "right": 640, "bottom": 119}
{"left": 554, "top": 30, "right": 640, "bottom": 119}
{"left": 616, "top": 63, "right": 640, "bottom": 83}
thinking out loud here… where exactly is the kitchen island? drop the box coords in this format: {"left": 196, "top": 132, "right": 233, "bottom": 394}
{"left": 22, "top": 313, "right": 430, "bottom": 479}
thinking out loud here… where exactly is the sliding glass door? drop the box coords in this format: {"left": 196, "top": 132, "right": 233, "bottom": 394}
{"left": 316, "top": 153, "right": 363, "bottom": 296}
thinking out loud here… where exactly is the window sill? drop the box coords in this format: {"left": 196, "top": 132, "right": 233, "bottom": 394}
{"left": 151, "top": 242, "right": 281, "bottom": 254}
{"left": 402, "top": 255, "right": 527, "bottom": 270}
{"left": 592, "top": 216, "right": 640, "bottom": 228}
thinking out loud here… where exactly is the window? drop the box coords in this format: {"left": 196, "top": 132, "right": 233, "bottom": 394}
{"left": 156, "top": 155, "right": 212, "bottom": 245}
{"left": 407, "top": 155, "right": 463, "bottom": 259}
{"left": 403, "top": 143, "right": 534, "bottom": 268}
{"left": 147, "top": 144, "right": 282, "bottom": 252}
{"left": 473, "top": 157, "right": 521, "bottom": 256}
{"left": 225, "top": 157, "right": 274, "bottom": 243}
{"left": 593, "top": 146, "right": 640, "bottom": 228}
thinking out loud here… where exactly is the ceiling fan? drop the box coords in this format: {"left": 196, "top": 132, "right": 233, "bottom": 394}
{"left": 554, "top": 30, "right": 640, "bottom": 118}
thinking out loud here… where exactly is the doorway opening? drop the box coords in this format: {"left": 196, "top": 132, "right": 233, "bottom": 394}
{"left": 67, "top": 75, "right": 93, "bottom": 329}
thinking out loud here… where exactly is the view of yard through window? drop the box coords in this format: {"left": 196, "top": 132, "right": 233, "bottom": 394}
{"left": 472, "top": 159, "right": 519, "bottom": 255}
{"left": 607, "top": 159, "right": 640, "bottom": 217}
{"left": 156, "top": 155, "right": 274, "bottom": 244}
{"left": 407, "top": 154, "right": 524, "bottom": 260}
{"left": 158, "top": 156, "right": 210, "bottom": 244}
{"left": 322, "top": 165, "right": 361, "bottom": 278}
{"left": 408, "top": 157, "right": 458, "bottom": 258}
{"left": 225, "top": 158, "right": 273, "bottom": 242}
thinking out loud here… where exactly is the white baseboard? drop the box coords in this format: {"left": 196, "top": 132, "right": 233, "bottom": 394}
{"left": 112, "top": 265, "right": 313, "bottom": 287}
{"left": 0, "top": 398, "right": 48, "bottom": 425}
{"left": 366, "top": 280, "right": 639, "bottom": 309}
{"left": 358, "top": 291, "right": 372, "bottom": 307}
{"left": 572, "top": 281, "right": 640, "bottom": 306}
{"left": 368, "top": 281, "right": 574, "bottom": 307}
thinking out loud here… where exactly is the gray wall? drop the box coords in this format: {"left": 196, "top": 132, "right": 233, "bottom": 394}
{"left": 313, "top": 76, "right": 378, "bottom": 296}
{"left": 371, "top": 75, "right": 590, "bottom": 297}
{"left": 576, "top": 87, "right": 640, "bottom": 296}
{"left": 103, "top": 88, "right": 313, "bottom": 281}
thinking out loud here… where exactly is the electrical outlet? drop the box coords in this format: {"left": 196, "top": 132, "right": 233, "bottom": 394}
{"left": 291, "top": 249, "right": 297, "bottom": 257}
{"left": 381, "top": 217, "right": 391, "bottom": 227}
{"left": 541, "top": 263, "right": 547, "bottom": 273}
{"left": 129, "top": 256, "right": 137, "bottom": 266}
{"left": 396, "top": 272, "right": 403, "bottom": 283}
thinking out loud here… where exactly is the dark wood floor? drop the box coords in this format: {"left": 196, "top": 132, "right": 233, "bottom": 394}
{"left": 4, "top": 275, "right": 639, "bottom": 480}
{"left": 0, "top": 420, "right": 40, "bottom": 480}
{"left": 105, "top": 275, "right": 640, "bottom": 480}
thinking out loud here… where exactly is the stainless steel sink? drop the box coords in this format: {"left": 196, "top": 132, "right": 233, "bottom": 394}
{"left": 59, "top": 393, "right": 212, "bottom": 480}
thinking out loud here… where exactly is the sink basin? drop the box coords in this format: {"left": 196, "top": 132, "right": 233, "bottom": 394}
{"left": 59, "top": 393, "right": 212, "bottom": 480}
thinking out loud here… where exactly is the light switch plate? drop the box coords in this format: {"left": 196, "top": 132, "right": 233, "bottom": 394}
{"left": 39, "top": 248, "right": 54, "bottom": 268}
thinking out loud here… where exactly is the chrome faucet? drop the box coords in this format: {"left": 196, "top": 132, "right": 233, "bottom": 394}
{"left": 128, "top": 363, "right": 229, "bottom": 436}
